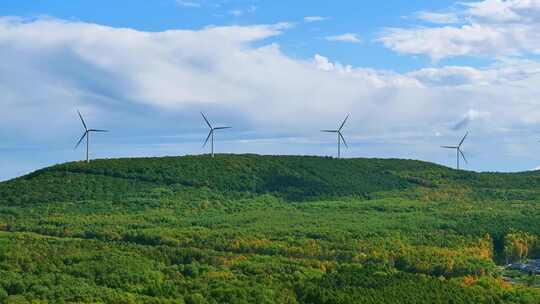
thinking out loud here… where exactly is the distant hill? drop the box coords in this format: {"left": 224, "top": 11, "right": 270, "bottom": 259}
{"left": 1, "top": 154, "right": 540, "bottom": 206}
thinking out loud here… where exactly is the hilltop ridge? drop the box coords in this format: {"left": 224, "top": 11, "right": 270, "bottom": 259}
{"left": 1, "top": 154, "right": 540, "bottom": 206}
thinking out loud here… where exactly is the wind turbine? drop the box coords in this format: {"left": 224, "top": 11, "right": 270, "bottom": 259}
{"left": 201, "top": 112, "right": 231, "bottom": 158}
{"left": 441, "top": 132, "right": 469, "bottom": 170}
{"left": 75, "top": 110, "right": 108, "bottom": 163}
{"left": 322, "top": 114, "right": 349, "bottom": 159}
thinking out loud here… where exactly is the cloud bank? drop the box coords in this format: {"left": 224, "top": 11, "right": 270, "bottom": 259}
{"left": 1, "top": 9, "right": 540, "bottom": 178}
{"left": 380, "top": 0, "right": 540, "bottom": 60}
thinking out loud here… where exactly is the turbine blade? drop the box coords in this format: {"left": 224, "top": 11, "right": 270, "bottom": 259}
{"left": 74, "top": 132, "right": 87, "bottom": 149}
{"left": 89, "top": 129, "right": 108, "bottom": 132}
{"left": 321, "top": 130, "right": 338, "bottom": 133}
{"left": 201, "top": 112, "right": 212, "bottom": 129}
{"left": 339, "top": 132, "right": 348, "bottom": 148}
{"left": 214, "top": 126, "right": 231, "bottom": 130}
{"left": 339, "top": 114, "right": 350, "bottom": 131}
{"left": 441, "top": 146, "right": 457, "bottom": 149}
{"left": 77, "top": 110, "right": 87, "bottom": 130}
{"left": 459, "top": 131, "right": 469, "bottom": 147}
{"left": 459, "top": 149, "right": 468, "bottom": 164}
{"left": 203, "top": 130, "right": 212, "bottom": 147}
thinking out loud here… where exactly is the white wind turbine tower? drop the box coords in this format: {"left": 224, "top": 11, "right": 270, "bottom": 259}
{"left": 201, "top": 112, "right": 231, "bottom": 158}
{"left": 321, "top": 114, "right": 350, "bottom": 159}
{"left": 75, "top": 110, "right": 108, "bottom": 163}
{"left": 441, "top": 132, "right": 469, "bottom": 170}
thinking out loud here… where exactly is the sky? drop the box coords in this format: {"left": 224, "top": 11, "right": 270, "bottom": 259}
{"left": 1, "top": 0, "right": 540, "bottom": 180}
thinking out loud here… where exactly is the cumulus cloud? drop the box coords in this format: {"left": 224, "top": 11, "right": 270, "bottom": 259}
{"left": 304, "top": 16, "right": 329, "bottom": 22}
{"left": 415, "top": 11, "right": 461, "bottom": 24}
{"left": 1, "top": 16, "right": 538, "bottom": 134}
{"left": 313, "top": 54, "right": 336, "bottom": 71}
{"left": 325, "top": 33, "right": 361, "bottom": 43}
{"left": 452, "top": 109, "right": 490, "bottom": 130}
{"left": 409, "top": 66, "right": 489, "bottom": 86}
{"left": 2, "top": 16, "right": 540, "bottom": 178}
{"left": 379, "top": 23, "right": 528, "bottom": 60}
{"left": 408, "top": 60, "right": 540, "bottom": 86}
{"left": 464, "top": 0, "right": 540, "bottom": 22}
{"left": 380, "top": 0, "right": 540, "bottom": 60}
{"left": 0, "top": 17, "right": 418, "bottom": 137}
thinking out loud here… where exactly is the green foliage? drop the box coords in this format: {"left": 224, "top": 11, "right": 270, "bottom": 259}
{"left": 0, "top": 155, "right": 433, "bottom": 205}
{"left": 1, "top": 154, "right": 540, "bottom": 303}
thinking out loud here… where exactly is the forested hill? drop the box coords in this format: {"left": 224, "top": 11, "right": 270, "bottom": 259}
{"left": 3, "top": 155, "right": 540, "bottom": 303}
{"left": 2, "top": 154, "right": 540, "bottom": 206}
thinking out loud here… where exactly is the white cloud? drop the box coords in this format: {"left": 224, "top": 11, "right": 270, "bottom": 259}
{"left": 304, "top": 16, "right": 329, "bottom": 22}
{"left": 176, "top": 0, "right": 201, "bottom": 8}
{"left": 229, "top": 5, "right": 256, "bottom": 17}
{"left": 313, "top": 54, "right": 335, "bottom": 71}
{"left": 452, "top": 109, "right": 491, "bottom": 130}
{"left": 379, "top": 23, "right": 529, "bottom": 61}
{"left": 409, "top": 66, "right": 487, "bottom": 86}
{"left": 0, "top": 17, "right": 412, "bottom": 137}
{"left": 380, "top": 0, "right": 540, "bottom": 60}
{"left": 415, "top": 11, "right": 461, "bottom": 24}
{"left": 1, "top": 17, "right": 539, "bottom": 134}
{"left": 325, "top": 33, "right": 361, "bottom": 43}
{"left": 408, "top": 60, "right": 540, "bottom": 86}
{"left": 313, "top": 54, "right": 354, "bottom": 73}
{"left": 464, "top": 0, "right": 540, "bottom": 22}
{"left": 2, "top": 17, "right": 540, "bottom": 176}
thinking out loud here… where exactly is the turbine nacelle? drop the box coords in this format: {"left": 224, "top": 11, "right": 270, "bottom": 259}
{"left": 201, "top": 112, "right": 231, "bottom": 157}
{"left": 441, "top": 131, "right": 469, "bottom": 170}
{"left": 321, "top": 114, "right": 349, "bottom": 158}
{"left": 74, "top": 110, "right": 108, "bottom": 163}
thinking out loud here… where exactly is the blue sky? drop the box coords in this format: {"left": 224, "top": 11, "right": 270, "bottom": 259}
{"left": 1, "top": 0, "right": 470, "bottom": 71}
{"left": 1, "top": 0, "right": 540, "bottom": 180}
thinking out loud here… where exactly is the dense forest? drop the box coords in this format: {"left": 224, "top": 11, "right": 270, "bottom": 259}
{"left": 1, "top": 154, "right": 540, "bottom": 303}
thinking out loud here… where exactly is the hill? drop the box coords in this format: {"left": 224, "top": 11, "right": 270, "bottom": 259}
{"left": 3, "top": 154, "right": 540, "bottom": 205}
{"left": 1, "top": 154, "right": 438, "bottom": 205}
{"left": 1, "top": 155, "right": 540, "bottom": 303}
